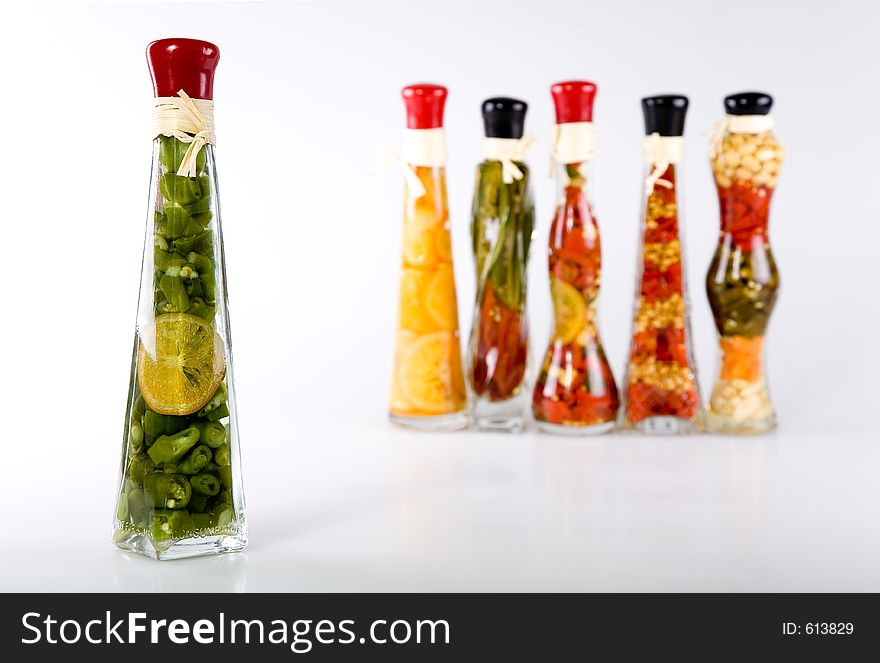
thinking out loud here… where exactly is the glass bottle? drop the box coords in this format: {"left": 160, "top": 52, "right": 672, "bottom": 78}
{"left": 468, "top": 98, "right": 535, "bottom": 433}
{"left": 706, "top": 92, "right": 782, "bottom": 434}
{"left": 389, "top": 84, "right": 468, "bottom": 430}
{"left": 620, "top": 95, "right": 702, "bottom": 433}
{"left": 113, "top": 39, "right": 247, "bottom": 559}
{"left": 532, "top": 81, "right": 618, "bottom": 434}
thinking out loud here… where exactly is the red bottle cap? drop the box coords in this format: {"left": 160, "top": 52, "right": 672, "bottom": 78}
{"left": 551, "top": 80, "right": 598, "bottom": 124}
{"left": 147, "top": 38, "right": 220, "bottom": 100}
{"left": 402, "top": 84, "right": 447, "bottom": 129}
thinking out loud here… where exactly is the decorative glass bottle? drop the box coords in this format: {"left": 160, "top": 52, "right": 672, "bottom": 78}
{"left": 532, "top": 81, "right": 618, "bottom": 434}
{"left": 113, "top": 39, "right": 247, "bottom": 559}
{"left": 468, "top": 98, "right": 535, "bottom": 433}
{"left": 706, "top": 92, "right": 782, "bottom": 434}
{"left": 389, "top": 84, "right": 468, "bottom": 430}
{"left": 620, "top": 95, "right": 702, "bottom": 433}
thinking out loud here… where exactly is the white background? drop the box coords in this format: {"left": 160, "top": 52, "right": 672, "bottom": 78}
{"left": 0, "top": 0, "right": 878, "bottom": 591}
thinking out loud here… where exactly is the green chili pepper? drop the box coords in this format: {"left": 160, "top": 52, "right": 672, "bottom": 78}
{"left": 190, "top": 212, "right": 212, "bottom": 228}
{"left": 194, "top": 420, "right": 226, "bottom": 448}
{"left": 192, "top": 513, "right": 213, "bottom": 529}
{"left": 147, "top": 426, "right": 201, "bottom": 465}
{"left": 159, "top": 173, "right": 199, "bottom": 206}
{"left": 184, "top": 197, "right": 211, "bottom": 216}
{"left": 198, "top": 385, "right": 227, "bottom": 418}
{"left": 143, "top": 472, "right": 192, "bottom": 509}
{"left": 193, "top": 231, "right": 214, "bottom": 254}
{"left": 190, "top": 473, "right": 221, "bottom": 496}
{"left": 128, "top": 453, "right": 155, "bottom": 486}
{"left": 170, "top": 235, "right": 199, "bottom": 255}
{"left": 159, "top": 273, "right": 190, "bottom": 312}
{"left": 126, "top": 488, "right": 147, "bottom": 527}
{"left": 176, "top": 444, "right": 212, "bottom": 474}
{"left": 189, "top": 493, "right": 209, "bottom": 514}
{"left": 187, "top": 251, "right": 213, "bottom": 275}
{"left": 128, "top": 422, "right": 145, "bottom": 454}
{"left": 214, "top": 443, "right": 231, "bottom": 467}
{"left": 142, "top": 410, "right": 187, "bottom": 437}
{"left": 218, "top": 465, "right": 233, "bottom": 491}
{"left": 132, "top": 396, "right": 146, "bottom": 419}
{"left": 116, "top": 493, "right": 130, "bottom": 521}
{"left": 200, "top": 271, "right": 216, "bottom": 304}
{"left": 207, "top": 404, "right": 229, "bottom": 422}
{"left": 150, "top": 509, "right": 194, "bottom": 542}
{"left": 187, "top": 297, "right": 215, "bottom": 321}
{"left": 211, "top": 504, "right": 234, "bottom": 528}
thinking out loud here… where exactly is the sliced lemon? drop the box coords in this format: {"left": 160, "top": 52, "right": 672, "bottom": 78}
{"left": 425, "top": 264, "right": 459, "bottom": 331}
{"left": 398, "top": 331, "right": 464, "bottom": 414}
{"left": 551, "top": 278, "right": 588, "bottom": 344}
{"left": 138, "top": 313, "right": 225, "bottom": 416}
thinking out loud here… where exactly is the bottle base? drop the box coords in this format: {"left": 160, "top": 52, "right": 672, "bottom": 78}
{"left": 706, "top": 411, "right": 776, "bottom": 435}
{"left": 622, "top": 415, "right": 703, "bottom": 435}
{"left": 472, "top": 416, "right": 526, "bottom": 434}
{"left": 389, "top": 410, "right": 468, "bottom": 432}
{"left": 113, "top": 526, "right": 248, "bottom": 561}
{"left": 536, "top": 420, "right": 615, "bottom": 436}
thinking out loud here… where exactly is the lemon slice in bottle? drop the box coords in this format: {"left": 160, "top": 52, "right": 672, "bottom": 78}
{"left": 551, "top": 278, "right": 588, "bottom": 344}
{"left": 398, "top": 331, "right": 460, "bottom": 414}
{"left": 425, "top": 264, "right": 458, "bottom": 331}
{"left": 138, "top": 313, "right": 225, "bottom": 416}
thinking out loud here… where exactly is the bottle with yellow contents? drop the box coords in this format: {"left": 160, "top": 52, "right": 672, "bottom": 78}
{"left": 389, "top": 84, "right": 468, "bottom": 430}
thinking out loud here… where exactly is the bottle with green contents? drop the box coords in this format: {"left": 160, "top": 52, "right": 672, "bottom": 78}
{"left": 113, "top": 38, "right": 247, "bottom": 559}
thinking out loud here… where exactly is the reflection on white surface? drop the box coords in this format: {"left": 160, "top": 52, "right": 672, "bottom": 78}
{"left": 112, "top": 552, "right": 248, "bottom": 593}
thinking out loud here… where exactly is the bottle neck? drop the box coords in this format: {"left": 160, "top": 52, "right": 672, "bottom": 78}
{"left": 554, "top": 160, "right": 593, "bottom": 204}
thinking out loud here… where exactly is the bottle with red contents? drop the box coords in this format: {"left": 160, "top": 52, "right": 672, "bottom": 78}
{"left": 706, "top": 92, "right": 782, "bottom": 433}
{"left": 532, "top": 81, "right": 619, "bottom": 434}
{"left": 467, "top": 98, "right": 535, "bottom": 432}
{"left": 619, "top": 95, "right": 702, "bottom": 433}
{"left": 113, "top": 39, "right": 247, "bottom": 559}
{"left": 389, "top": 84, "right": 468, "bottom": 430}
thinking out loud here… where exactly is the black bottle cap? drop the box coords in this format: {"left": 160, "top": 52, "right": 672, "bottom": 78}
{"left": 482, "top": 97, "right": 528, "bottom": 139}
{"left": 642, "top": 95, "right": 689, "bottom": 137}
{"left": 724, "top": 91, "right": 773, "bottom": 115}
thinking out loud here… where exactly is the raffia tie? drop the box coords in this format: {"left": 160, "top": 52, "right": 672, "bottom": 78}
{"left": 377, "top": 128, "right": 447, "bottom": 199}
{"left": 708, "top": 114, "right": 775, "bottom": 159}
{"left": 483, "top": 135, "right": 536, "bottom": 183}
{"left": 549, "top": 121, "right": 595, "bottom": 177}
{"left": 643, "top": 133, "right": 684, "bottom": 196}
{"left": 152, "top": 90, "right": 216, "bottom": 177}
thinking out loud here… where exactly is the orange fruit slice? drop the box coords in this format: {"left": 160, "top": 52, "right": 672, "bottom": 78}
{"left": 425, "top": 264, "right": 459, "bottom": 331}
{"left": 435, "top": 225, "right": 453, "bottom": 262}
{"left": 398, "top": 268, "right": 435, "bottom": 333}
{"left": 138, "top": 313, "right": 225, "bottom": 416}
{"left": 398, "top": 331, "right": 463, "bottom": 414}
{"left": 390, "top": 329, "right": 417, "bottom": 413}
{"left": 551, "top": 278, "right": 588, "bottom": 344}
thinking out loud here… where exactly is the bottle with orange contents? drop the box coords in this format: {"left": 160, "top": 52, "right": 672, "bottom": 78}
{"left": 619, "top": 95, "right": 702, "bottom": 434}
{"left": 532, "top": 81, "right": 618, "bottom": 434}
{"left": 706, "top": 92, "right": 782, "bottom": 433}
{"left": 389, "top": 84, "right": 468, "bottom": 430}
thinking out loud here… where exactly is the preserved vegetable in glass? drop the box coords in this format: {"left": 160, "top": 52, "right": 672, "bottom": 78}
{"left": 113, "top": 39, "right": 247, "bottom": 559}
{"left": 532, "top": 81, "right": 618, "bottom": 434}
{"left": 468, "top": 98, "right": 535, "bottom": 433}
{"left": 706, "top": 92, "right": 782, "bottom": 433}
{"left": 620, "top": 95, "right": 702, "bottom": 433}
{"left": 389, "top": 84, "right": 468, "bottom": 430}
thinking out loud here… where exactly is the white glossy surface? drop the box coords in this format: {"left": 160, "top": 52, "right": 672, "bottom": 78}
{"left": 1, "top": 0, "right": 878, "bottom": 591}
